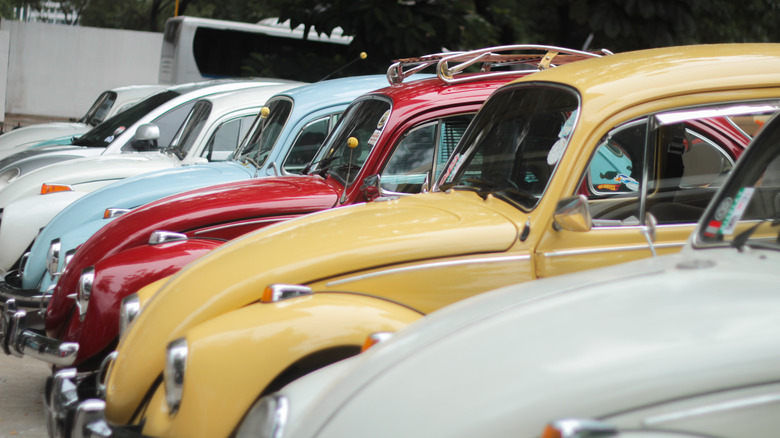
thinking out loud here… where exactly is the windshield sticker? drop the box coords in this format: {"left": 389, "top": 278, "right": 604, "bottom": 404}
{"left": 720, "top": 187, "right": 755, "bottom": 235}
{"left": 377, "top": 110, "right": 390, "bottom": 129}
{"left": 547, "top": 109, "right": 577, "bottom": 165}
{"left": 368, "top": 129, "right": 382, "bottom": 146}
{"left": 104, "top": 135, "right": 114, "bottom": 143}
{"left": 615, "top": 174, "right": 639, "bottom": 191}
{"left": 597, "top": 183, "right": 620, "bottom": 192}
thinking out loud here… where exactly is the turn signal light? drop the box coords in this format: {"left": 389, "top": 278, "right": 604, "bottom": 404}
{"left": 261, "top": 284, "right": 312, "bottom": 303}
{"left": 41, "top": 183, "right": 73, "bottom": 195}
{"left": 360, "top": 332, "right": 394, "bottom": 353}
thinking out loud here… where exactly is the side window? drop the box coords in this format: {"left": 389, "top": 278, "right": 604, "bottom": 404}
{"left": 679, "top": 130, "right": 734, "bottom": 188}
{"left": 583, "top": 114, "right": 750, "bottom": 227}
{"left": 282, "top": 117, "right": 331, "bottom": 174}
{"left": 151, "top": 101, "right": 197, "bottom": 148}
{"left": 202, "top": 115, "right": 256, "bottom": 161}
{"left": 381, "top": 115, "right": 472, "bottom": 194}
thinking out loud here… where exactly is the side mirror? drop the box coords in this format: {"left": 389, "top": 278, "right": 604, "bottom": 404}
{"left": 361, "top": 174, "right": 384, "bottom": 201}
{"left": 553, "top": 195, "right": 592, "bottom": 232}
{"left": 132, "top": 123, "right": 160, "bottom": 151}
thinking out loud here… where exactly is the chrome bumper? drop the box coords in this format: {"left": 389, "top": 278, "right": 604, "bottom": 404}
{"left": 0, "top": 298, "right": 78, "bottom": 366}
{"left": 46, "top": 362, "right": 143, "bottom": 438}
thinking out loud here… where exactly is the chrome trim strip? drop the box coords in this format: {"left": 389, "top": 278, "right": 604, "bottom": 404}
{"left": 326, "top": 255, "right": 530, "bottom": 287}
{"left": 643, "top": 392, "right": 780, "bottom": 425}
{"left": 541, "top": 241, "right": 684, "bottom": 258}
{"left": 192, "top": 216, "right": 296, "bottom": 236}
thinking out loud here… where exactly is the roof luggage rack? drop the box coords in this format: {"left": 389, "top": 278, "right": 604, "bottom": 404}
{"left": 387, "top": 45, "right": 612, "bottom": 85}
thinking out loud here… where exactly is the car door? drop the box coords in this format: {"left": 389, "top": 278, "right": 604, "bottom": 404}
{"left": 534, "top": 100, "right": 776, "bottom": 278}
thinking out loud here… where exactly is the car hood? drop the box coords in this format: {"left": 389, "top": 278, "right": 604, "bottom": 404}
{"left": 46, "top": 175, "right": 340, "bottom": 327}
{"left": 105, "top": 191, "right": 520, "bottom": 421}
{"left": 292, "top": 246, "right": 780, "bottom": 438}
{"left": 0, "top": 153, "right": 177, "bottom": 207}
{"left": 0, "top": 144, "right": 92, "bottom": 172}
{"left": 22, "top": 161, "right": 257, "bottom": 290}
{"left": 0, "top": 122, "right": 88, "bottom": 150}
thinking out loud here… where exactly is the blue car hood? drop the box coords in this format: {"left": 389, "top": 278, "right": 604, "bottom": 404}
{"left": 23, "top": 161, "right": 256, "bottom": 290}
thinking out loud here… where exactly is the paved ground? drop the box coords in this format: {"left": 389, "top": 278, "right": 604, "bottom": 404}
{"left": 0, "top": 353, "right": 49, "bottom": 437}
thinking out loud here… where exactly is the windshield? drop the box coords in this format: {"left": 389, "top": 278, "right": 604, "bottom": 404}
{"left": 72, "top": 90, "right": 181, "bottom": 147}
{"left": 697, "top": 112, "right": 780, "bottom": 250}
{"left": 168, "top": 100, "right": 212, "bottom": 158}
{"left": 79, "top": 91, "right": 117, "bottom": 126}
{"left": 308, "top": 97, "right": 392, "bottom": 185}
{"left": 441, "top": 84, "right": 579, "bottom": 210}
{"left": 234, "top": 98, "right": 293, "bottom": 167}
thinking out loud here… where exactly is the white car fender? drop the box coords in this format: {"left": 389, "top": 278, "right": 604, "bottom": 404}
{"left": 0, "top": 190, "right": 88, "bottom": 274}
{"left": 0, "top": 154, "right": 178, "bottom": 208}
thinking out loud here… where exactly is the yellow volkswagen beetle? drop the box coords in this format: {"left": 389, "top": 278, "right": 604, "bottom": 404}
{"left": 65, "top": 44, "right": 780, "bottom": 438}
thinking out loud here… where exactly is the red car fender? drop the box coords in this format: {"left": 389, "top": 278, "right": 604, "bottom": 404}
{"left": 57, "top": 238, "right": 222, "bottom": 365}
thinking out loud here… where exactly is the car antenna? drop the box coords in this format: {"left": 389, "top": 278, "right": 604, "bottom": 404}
{"left": 339, "top": 136, "right": 359, "bottom": 204}
{"left": 319, "top": 52, "right": 368, "bottom": 82}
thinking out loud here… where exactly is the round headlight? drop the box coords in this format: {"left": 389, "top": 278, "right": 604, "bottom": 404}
{"left": 118, "top": 294, "right": 140, "bottom": 339}
{"left": 235, "top": 394, "right": 288, "bottom": 438}
{"left": 76, "top": 267, "right": 94, "bottom": 321}
{"left": 46, "top": 239, "right": 61, "bottom": 277}
{"left": 164, "top": 338, "right": 188, "bottom": 415}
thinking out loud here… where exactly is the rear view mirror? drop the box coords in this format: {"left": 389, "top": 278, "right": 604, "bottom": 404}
{"left": 361, "top": 174, "right": 384, "bottom": 201}
{"left": 553, "top": 195, "right": 592, "bottom": 232}
{"left": 132, "top": 123, "right": 160, "bottom": 151}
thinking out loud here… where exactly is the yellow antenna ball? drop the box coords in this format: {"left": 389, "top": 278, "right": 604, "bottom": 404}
{"left": 347, "top": 137, "right": 359, "bottom": 149}
{"left": 260, "top": 107, "right": 270, "bottom": 118}
{"left": 360, "top": 52, "right": 367, "bottom": 60}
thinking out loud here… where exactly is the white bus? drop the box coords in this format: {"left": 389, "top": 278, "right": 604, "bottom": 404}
{"left": 159, "top": 16, "right": 355, "bottom": 84}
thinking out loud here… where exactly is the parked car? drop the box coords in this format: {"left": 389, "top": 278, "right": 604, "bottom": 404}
{"left": 0, "top": 83, "right": 302, "bottom": 276}
{"left": 0, "top": 85, "right": 166, "bottom": 161}
{"left": 44, "top": 43, "right": 780, "bottom": 438}
{"left": 0, "top": 78, "right": 297, "bottom": 193}
{"left": 210, "top": 111, "right": 780, "bottom": 438}
{"left": 0, "top": 46, "right": 587, "bottom": 394}
{"left": 0, "top": 75, "right": 391, "bottom": 310}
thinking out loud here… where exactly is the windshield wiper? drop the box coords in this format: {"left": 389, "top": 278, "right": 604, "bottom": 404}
{"left": 730, "top": 213, "right": 780, "bottom": 251}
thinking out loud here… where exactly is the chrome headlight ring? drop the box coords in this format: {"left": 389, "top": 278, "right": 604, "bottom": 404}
{"left": 46, "top": 239, "right": 62, "bottom": 277}
{"left": 118, "top": 293, "right": 140, "bottom": 339}
{"left": 76, "top": 267, "right": 94, "bottom": 321}
{"left": 164, "top": 337, "right": 188, "bottom": 415}
{"left": 234, "top": 394, "right": 289, "bottom": 438}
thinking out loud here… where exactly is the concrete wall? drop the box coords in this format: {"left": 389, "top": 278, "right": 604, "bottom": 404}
{"left": 0, "top": 19, "right": 162, "bottom": 122}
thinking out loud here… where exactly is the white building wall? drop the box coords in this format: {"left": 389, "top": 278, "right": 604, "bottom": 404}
{"left": 0, "top": 19, "right": 162, "bottom": 121}
{"left": 0, "top": 30, "right": 9, "bottom": 123}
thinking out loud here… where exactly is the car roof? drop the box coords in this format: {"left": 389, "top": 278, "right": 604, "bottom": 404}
{"left": 273, "top": 75, "right": 393, "bottom": 116}
{"left": 191, "top": 83, "right": 303, "bottom": 115}
{"left": 508, "top": 43, "right": 780, "bottom": 115}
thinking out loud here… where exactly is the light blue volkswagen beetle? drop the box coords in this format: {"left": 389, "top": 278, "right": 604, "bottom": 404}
{"left": 0, "top": 75, "right": 391, "bottom": 310}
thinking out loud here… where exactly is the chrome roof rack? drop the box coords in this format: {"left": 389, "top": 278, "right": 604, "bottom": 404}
{"left": 387, "top": 45, "right": 612, "bottom": 85}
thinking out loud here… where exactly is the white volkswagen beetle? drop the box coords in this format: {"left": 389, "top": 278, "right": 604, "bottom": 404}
{"left": 0, "top": 79, "right": 298, "bottom": 191}
{"left": 0, "top": 84, "right": 166, "bottom": 161}
{"left": 0, "top": 83, "right": 302, "bottom": 273}
{"left": 220, "top": 113, "right": 780, "bottom": 438}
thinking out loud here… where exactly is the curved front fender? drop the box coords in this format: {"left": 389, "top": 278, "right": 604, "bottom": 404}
{"left": 53, "top": 239, "right": 223, "bottom": 365}
{"left": 111, "top": 292, "right": 424, "bottom": 435}
{"left": 0, "top": 191, "right": 87, "bottom": 273}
